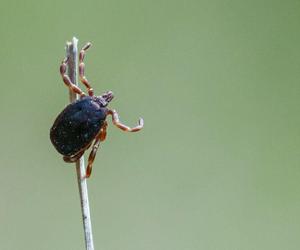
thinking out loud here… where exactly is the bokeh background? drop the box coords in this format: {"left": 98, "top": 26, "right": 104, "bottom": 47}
{"left": 0, "top": 0, "right": 299, "bottom": 249}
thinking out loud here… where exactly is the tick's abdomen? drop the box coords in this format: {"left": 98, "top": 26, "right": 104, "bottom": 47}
{"left": 50, "top": 97, "right": 107, "bottom": 156}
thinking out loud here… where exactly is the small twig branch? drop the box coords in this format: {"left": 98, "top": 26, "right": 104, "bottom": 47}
{"left": 66, "top": 37, "right": 95, "bottom": 250}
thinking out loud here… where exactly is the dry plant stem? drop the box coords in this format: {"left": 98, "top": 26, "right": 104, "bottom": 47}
{"left": 66, "top": 37, "right": 95, "bottom": 250}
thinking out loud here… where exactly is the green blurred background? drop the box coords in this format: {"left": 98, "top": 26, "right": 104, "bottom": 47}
{"left": 0, "top": 0, "right": 299, "bottom": 249}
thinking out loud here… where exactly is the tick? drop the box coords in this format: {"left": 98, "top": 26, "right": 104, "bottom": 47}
{"left": 50, "top": 42, "right": 144, "bottom": 178}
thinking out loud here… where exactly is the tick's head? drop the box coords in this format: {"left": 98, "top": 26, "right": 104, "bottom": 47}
{"left": 97, "top": 91, "right": 114, "bottom": 107}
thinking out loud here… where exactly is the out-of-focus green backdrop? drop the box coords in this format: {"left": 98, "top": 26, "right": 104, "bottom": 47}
{"left": 0, "top": 0, "right": 299, "bottom": 249}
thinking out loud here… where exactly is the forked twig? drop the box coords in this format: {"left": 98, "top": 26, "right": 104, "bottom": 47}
{"left": 65, "top": 37, "right": 95, "bottom": 250}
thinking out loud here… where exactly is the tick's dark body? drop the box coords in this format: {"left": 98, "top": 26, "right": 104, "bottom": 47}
{"left": 50, "top": 96, "right": 107, "bottom": 156}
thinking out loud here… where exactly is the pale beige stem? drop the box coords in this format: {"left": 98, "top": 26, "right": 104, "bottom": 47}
{"left": 66, "top": 37, "right": 95, "bottom": 250}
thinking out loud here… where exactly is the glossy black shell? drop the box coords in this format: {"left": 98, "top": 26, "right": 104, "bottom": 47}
{"left": 50, "top": 96, "right": 107, "bottom": 156}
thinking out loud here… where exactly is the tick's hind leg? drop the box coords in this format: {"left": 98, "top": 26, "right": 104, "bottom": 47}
{"left": 107, "top": 109, "right": 144, "bottom": 132}
{"left": 63, "top": 150, "right": 84, "bottom": 163}
{"left": 79, "top": 42, "right": 94, "bottom": 96}
{"left": 85, "top": 122, "right": 108, "bottom": 178}
{"left": 60, "top": 58, "right": 86, "bottom": 97}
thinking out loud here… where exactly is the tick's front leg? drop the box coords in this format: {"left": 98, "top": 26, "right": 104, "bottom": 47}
{"left": 60, "top": 57, "right": 86, "bottom": 97}
{"left": 107, "top": 109, "right": 144, "bottom": 132}
{"left": 79, "top": 42, "right": 94, "bottom": 96}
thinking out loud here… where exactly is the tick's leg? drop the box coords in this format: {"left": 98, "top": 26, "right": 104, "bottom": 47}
{"left": 85, "top": 138, "right": 100, "bottom": 178}
{"left": 99, "top": 121, "right": 108, "bottom": 141}
{"left": 63, "top": 150, "right": 84, "bottom": 163}
{"left": 79, "top": 43, "right": 94, "bottom": 96}
{"left": 60, "top": 58, "right": 86, "bottom": 97}
{"left": 107, "top": 109, "right": 144, "bottom": 132}
{"left": 85, "top": 124, "right": 108, "bottom": 178}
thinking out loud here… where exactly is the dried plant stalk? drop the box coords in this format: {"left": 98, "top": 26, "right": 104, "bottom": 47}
{"left": 65, "top": 37, "right": 95, "bottom": 250}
